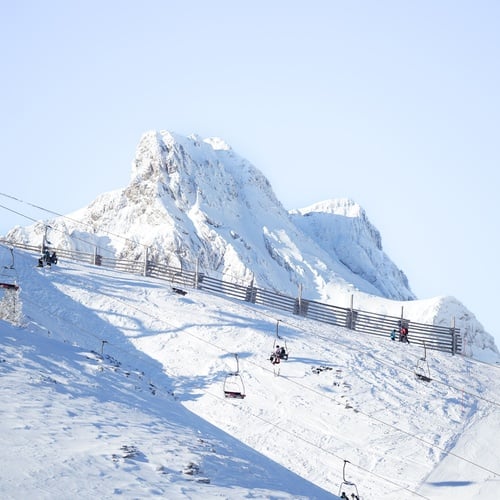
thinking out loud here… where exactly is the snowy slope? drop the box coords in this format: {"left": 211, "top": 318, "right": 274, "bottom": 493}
{"left": 0, "top": 261, "right": 331, "bottom": 499}
{"left": 1, "top": 246, "right": 499, "bottom": 499}
{"left": 4, "top": 129, "right": 498, "bottom": 362}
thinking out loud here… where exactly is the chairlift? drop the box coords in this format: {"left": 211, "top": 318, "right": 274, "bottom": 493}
{"left": 0, "top": 282, "right": 18, "bottom": 291}
{"left": 0, "top": 247, "right": 19, "bottom": 290}
{"left": 338, "top": 460, "right": 360, "bottom": 500}
{"left": 223, "top": 353, "right": 246, "bottom": 399}
{"left": 270, "top": 319, "right": 288, "bottom": 363}
{"left": 415, "top": 342, "right": 432, "bottom": 382}
{"left": 37, "top": 248, "right": 58, "bottom": 268}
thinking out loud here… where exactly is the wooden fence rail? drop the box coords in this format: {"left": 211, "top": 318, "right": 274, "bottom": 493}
{"left": 1, "top": 239, "right": 461, "bottom": 355}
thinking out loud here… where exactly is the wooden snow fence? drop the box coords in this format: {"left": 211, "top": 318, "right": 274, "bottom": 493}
{"left": 2, "top": 239, "right": 461, "bottom": 355}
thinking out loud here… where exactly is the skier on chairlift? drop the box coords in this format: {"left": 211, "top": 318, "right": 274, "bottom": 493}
{"left": 270, "top": 345, "right": 281, "bottom": 365}
{"left": 340, "top": 491, "right": 359, "bottom": 500}
{"left": 37, "top": 249, "right": 58, "bottom": 268}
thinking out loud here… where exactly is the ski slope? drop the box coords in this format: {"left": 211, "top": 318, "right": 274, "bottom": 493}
{"left": 1, "top": 248, "right": 500, "bottom": 499}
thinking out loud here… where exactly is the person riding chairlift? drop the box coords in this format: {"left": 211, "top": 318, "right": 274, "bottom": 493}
{"left": 340, "top": 493, "right": 358, "bottom": 500}
{"left": 37, "top": 249, "right": 58, "bottom": 268}
{"left": 270, "top": 345, "right": 281, "bottom": 365}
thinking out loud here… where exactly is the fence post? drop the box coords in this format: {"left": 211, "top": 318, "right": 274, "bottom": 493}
{"left": 245, "top": 276, "right": 256, "bottom": 303}
{"left": 349, "top": 294, "right": 354, "bottom": 329}
{"left": 194, "top": 257, "right": 199, "bottom": 289}
{"left": 451, "top": 316, "right": 456, "bottom": 356}
{"left": 143, "top": 246, "right": 149, "bottom": 277}
{"left": 93, "top": 247, "right": 102, "bottom": 266}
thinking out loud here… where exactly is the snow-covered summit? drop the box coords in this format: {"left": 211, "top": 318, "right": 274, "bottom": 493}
{"left": 290, "top": 198, "right": 408, "bottom": 300}
{"left": 4, "top": 129, "right": 498, "bottom": 361}
{"left": 202, "top": 136, "right": 232, "bottom": 151}
{"left": 292, "top": 198, "right": 365, "bottom": 218}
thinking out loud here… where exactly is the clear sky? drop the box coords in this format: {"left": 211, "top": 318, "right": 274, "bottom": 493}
{"left": 1, "top": 1, "right": 499, "bottom": 346}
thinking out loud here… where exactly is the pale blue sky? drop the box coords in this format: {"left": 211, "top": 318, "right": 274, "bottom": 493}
{"left": 1, "top": 1, "right": 499, "bottom": 346}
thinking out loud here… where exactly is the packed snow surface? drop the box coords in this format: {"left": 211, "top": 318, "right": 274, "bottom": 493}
{"left": 1, "top": 247, "right": 500, "bottom": 499}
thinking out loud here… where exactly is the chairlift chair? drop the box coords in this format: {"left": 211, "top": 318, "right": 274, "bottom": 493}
{"left": 0, "top": 282, "right": 19, "bottom": 291}
{"left": 223, "top": 353, "right": 246, "bottom": 399}
{"left": 415, "top": 359, "right": 431, "bottom": 382}
{"left": 270, "top": 319, "right": 289, "bottom": 363}
{"left": 0, "top": 247, "right": 19, "bottom": 290}
{"left": 37, "top": 249, "right": 58, "bottom": 268}
{"left": 338, "top": 460, "right": 360, "bottom": 500}
{"left": 414, "top": 342, "right": 432, "bottom": 382}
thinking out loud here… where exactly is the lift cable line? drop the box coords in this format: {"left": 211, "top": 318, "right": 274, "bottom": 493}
{"left": 2, "top": 218, "right": 499, "bottom": 412}
{"left": 0, "top": 204, "right": 115, "bottom": 259}
{"left": 0, "top": 195, "right": 241, "bottom": 285}
{"left": 15, "top": 252, "right": 500, "bottom": 484}
{"left": 0, "top": 202, "right": 40, "bottom": 224}
{"left": 117, "top": 299, "right": 500, "bottom": 477}
{"left": 203, "top": 389, "right": 428, "bottom": 499}
{"left": 3, "top": 200, "right": 500, "bottom": 478}
{"left": 230, "top": 298, "right": 500, "bottom": 410}
{"left": 22, "top": 282, "right": 427, "bottom": 497}
{"left": 46, "top": 271, "right": 498, "bottom": 480}
{"left": 0, "top": 192, "right": 146, "bottom": 253}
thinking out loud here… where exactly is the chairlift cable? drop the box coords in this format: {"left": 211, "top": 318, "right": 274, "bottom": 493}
{"left": 97, "top": 269, "right": 500, "bottom": 420}
{"left": 16, "top": 278, "right": 423, "bottom": 497}
{"left": 6, "top": 237, "right": 500, "bottom": 410}
{"left": 239, "top": 302, "right": 500, "bottom": 409}
{"left": 0, "top": 202, "right": 39, "bottom": 224}
{"left": 0, "top": 194, "right": 146, "bottom": 255}
{"left": 203, "top": 388, "right": 429, "bottom": 499}
{"left": 16, "top": 258, "right": 500, "bottom": 480}
{"left": 98, "top": 289, "right": 500, "bottom": 478}
{"left": 6, "top": 230, "right": 500, "bottom": 479}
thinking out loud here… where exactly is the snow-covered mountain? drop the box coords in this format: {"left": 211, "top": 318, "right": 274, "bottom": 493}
{"left": 290, "top": 198, "right": 412, "bottom": 301}
{"left": 4, "top": 130, "right": 498, "bottom": 360}
{"left": 1, "top": 247, "right": 499, "bottom": 499}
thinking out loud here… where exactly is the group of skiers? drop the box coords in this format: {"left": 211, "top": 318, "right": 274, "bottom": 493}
{"left": 390, "top": 326, "right": 410, "bottom": 343}
{"left": 340, "top": 492, "right": 359, "bottom": 500}
{"left": 270, "top": 345, "right": 287, "bottom": 365}
{"left": 37, "top": 249, "right": 58, "bottom": 268}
